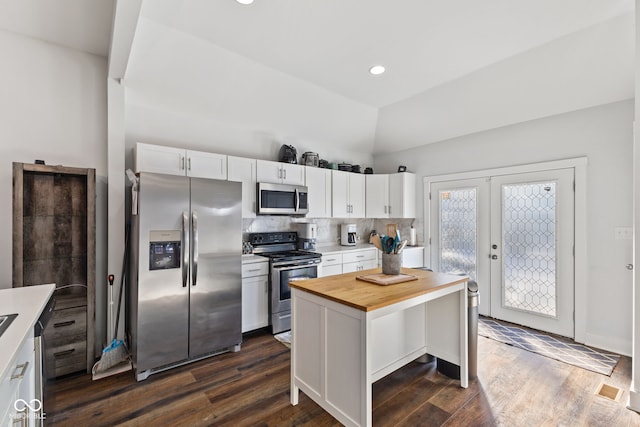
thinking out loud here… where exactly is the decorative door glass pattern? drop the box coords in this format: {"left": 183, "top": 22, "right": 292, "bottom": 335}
{"left": 501, "top": 181, "right": 557, "bottom": 317}
{"left": 439, "top": 188, "right": 477, "bottom": 279}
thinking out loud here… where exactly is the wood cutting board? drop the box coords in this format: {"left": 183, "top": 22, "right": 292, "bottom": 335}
{"left": 356, "top": 273, "right": 419, "bottom": 286}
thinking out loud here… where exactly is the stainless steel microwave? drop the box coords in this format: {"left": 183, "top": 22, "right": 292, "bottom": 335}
{"left": 256, "top": 182, "right": 308, "bottom": 215}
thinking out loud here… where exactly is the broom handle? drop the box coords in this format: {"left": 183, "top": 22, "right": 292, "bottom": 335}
{"left": 113, "top": 222, "right": 131, "bottom": 341}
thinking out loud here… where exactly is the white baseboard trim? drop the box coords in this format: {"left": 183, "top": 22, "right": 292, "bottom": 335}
{"left": 584, "top": 332, "right": 631, "bottom": 357}
{"left": 628, "top": 388, "right": 640, "bottom": 413}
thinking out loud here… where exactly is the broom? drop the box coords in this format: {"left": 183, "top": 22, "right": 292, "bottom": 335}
{"left": 93, "top": 224, "right": 130, "bottom": 375}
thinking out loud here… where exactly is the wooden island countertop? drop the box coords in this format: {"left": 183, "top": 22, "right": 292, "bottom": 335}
{"left": 289, "top": 267, "right": 468, "bottom": 312}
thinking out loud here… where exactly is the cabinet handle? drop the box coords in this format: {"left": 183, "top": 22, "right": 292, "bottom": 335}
{"left": 283, "top": 169, "right": 287, "bottom": 180}
{"left": 180, "top": 155, "right": 185, "bottom": 170}
{"left": 11, "top": 361, "right": 29, "bottom": 380}
{"left": 247, "top": 268, "right": 261, "bottom": 272}
{"left": 54, "top": 320, "right": 75, "bottom": 328}
{"left": 356, "top": 255, "right": 365, "bottom": 258}
{"left": 384, "top": 205, "right": 387, "bottom": 214}
{"left": 326, "top": 258, "right": 336, "bottom": 262}
{"left": 54, "top": 349, "right": 75, "bottom": 358}
{"left": 188, "top": 157, "right": 192, "bottom": 171}
{"left": 278, "top": 168, "right": 282, "bottom": 179}
{"left": 388, "top": 205, "right": 391, "bottom": 215}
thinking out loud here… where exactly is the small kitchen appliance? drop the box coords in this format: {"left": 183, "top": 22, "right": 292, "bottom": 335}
{"left": 301, "top": 152, "right": 319, "bottom": 167}
{"left": 295, "top": 222, "right": 317, "bottom": 250}
{"left": 340, "top": 223, "right": 357, "bottom": 246}
{"left": 278, "top": 144, "right": 297, "bottom": 164}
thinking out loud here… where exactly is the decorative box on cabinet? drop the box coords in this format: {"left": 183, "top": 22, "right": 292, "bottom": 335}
{"left": 135, "top": 142, "right": 227, "bottom": 180}
{"left": 12, "top": 163, "right": 96, "bottom": 376}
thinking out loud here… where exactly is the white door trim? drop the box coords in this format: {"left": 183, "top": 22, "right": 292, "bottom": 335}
{"left": 423, "top": 157, "right": 588, "bottom": 343}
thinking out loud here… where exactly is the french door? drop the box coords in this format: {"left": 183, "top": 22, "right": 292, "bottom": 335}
{"left": 430, "top": 169, "right": 575, "bottom": 338}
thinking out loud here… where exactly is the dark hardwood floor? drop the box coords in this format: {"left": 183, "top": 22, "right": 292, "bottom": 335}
{"left": 48, "top": 330, "right": 640, "bottom": 426}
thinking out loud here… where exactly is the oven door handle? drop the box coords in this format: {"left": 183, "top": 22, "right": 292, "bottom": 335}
{"left": 272, "top": 261, "right": 320, "bottom": 271}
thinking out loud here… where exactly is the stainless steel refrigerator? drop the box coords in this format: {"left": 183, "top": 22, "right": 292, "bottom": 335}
{"left": 129, "top": 172, "right": 242, "bottom": 381}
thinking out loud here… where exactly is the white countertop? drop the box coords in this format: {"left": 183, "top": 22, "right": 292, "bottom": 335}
{"left": 0, "top": 284, "right": 55, "bottom": 380}
{"left": 242, "top": 254, "right": 268, "bottom": 264}
{"left": 315, "top": 243, "right": 378, "bottom": 254}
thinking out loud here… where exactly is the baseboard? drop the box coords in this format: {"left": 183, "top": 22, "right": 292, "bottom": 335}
{"left": 628, "top": 388, "right": 640, "bottom": 412}
{"left": 584, "top": 332, "right": 631, "bottom": 357}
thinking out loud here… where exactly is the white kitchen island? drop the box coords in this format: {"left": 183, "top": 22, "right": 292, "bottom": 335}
{"left": 290, "top": 268, "right": 468, "bottom": 427}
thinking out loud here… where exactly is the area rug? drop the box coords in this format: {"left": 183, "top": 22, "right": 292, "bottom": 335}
{"left": 274, "top": 330, "right": 291, "bottom": 349}
{"left": 478, "top": 318, "right": 620, "bottom": 376}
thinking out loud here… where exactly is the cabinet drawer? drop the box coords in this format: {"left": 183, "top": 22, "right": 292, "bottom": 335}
{"left": 321, "top": 253, "right": 343, "bottom": 266}
{"left": 47, "top": 340, "right": 87, "bottom": 377}
{"left": 0, "top": 335, "right": 33, "bottom": 419}
{"left": 343, "top": 249, "right": 376, "bottom": 264}
{"left": 242, "top": 262, "right": 269, "bottom": 278}
{"left": 46, "top": 306, "right": 87, "bottom": 347}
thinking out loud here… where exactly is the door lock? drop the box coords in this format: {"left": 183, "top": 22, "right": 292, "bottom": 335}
{"left": 492, "top": 244, "right": 498, "bottom": 249}
{"left": 491, "top": 255, "right": 498, "bottom": 260}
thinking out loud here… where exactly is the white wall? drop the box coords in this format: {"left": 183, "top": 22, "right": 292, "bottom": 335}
{"left": 374, "top": 100, "right": 634, "bottom": 355}
{"left": 0, "top": 29, "right": 108, "bottom": 348}
{"left": 122, "top": 17, "right": 377, "bottom": 167}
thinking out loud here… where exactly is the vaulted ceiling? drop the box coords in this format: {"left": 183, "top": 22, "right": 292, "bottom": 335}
{"left": 0, "top": 0, "right": 635, "bottom": 156}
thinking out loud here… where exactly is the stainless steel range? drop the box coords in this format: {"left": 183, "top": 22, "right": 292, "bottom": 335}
{"left": 249, "top": 232, "right": 321, "bottom": 334}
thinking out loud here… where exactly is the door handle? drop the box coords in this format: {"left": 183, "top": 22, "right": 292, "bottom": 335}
{"left": 491, "top": 255, "right": 498, "bottom": 260}
{"left": 294, "top": 188, "right": 299, "bottom": 212}
{"left": 182, "top": 211, "right": 189, "bottom": 287}
{"left": 192, "top": 211, "right": 199, "bottom": 286}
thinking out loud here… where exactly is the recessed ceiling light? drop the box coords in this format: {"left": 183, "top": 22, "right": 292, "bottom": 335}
{"left": 236, "top": 0, "right": 254, "bottom": 4}
{"left": 369, "top": 65, "right": 386, "bottom": 75}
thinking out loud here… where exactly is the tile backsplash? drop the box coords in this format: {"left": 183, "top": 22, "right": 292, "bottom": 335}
{"left": 242, "top": 216, "right": 422, "bottom": 247}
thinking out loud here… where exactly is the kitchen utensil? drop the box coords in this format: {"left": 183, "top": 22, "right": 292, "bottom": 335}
{"left": 338, "top": 162, "right": 352, "bottom": 172}
{"left": 395, "top": 240, "right": 408, "bottom": 254}
{"left": 370, "top": 234, "right": 382, "bottom": 251}
{"left": 328, "top": 162, "right": 338, "bottom": 170}
{"left": 351, "top": 165, "right": 361, "bottom": 173}
{"left": 364, "top": 167, "right": 374, "bottom": 174}
{"left": 319, "top": 159, "right": 328, "bottom": 168}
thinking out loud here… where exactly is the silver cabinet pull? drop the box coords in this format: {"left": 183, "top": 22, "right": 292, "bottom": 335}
{"left": 180, "top": 155, "right": 185, "bottom": 170}
{"left": 11, "top": 362, "right": 29, "bottom": 380}
{"left": 192, "top": 211, "right": 199, "bottom": 286}
{"left": 182, "top": 211, "right": 189, "bottom": 287}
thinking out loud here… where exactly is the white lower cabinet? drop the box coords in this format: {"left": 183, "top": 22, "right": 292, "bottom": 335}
{"left": 1, "top": 332, "right": 35, "bottom": 426}
{"left": 319, "top": 253, "right": 343, "bottom": 277}
{"left": 320, "top": 248, "right": 378, "bottom": 276}
{"left": 342, "top": 248, "right": 378, "bottom": 273}
{"left": 241, "top": 259, "right": 269, "bottom": 333}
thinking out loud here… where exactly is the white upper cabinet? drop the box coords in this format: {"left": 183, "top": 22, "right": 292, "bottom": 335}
{"left": 389, "top": 172, "right": 416, "bottom": 218}
{"left": 135, "top": 142, "right": 227, "bottom": 180}
{"left": 305, "top": 167, "right": 332, "bottom": 218}
{"left": 256, "top": 159, "right": 305, "bottom": 186}
{"left": 365, "top": 174, "right": 390, "bottom": 218}
{"left": 365, "top": 173, "right": 415, "bottom": 218}
{"left": 331, "top": 170, "right": 365, "bottom": 218}
{"left": 227, "top": 156, "right": 257, "bottom": 218}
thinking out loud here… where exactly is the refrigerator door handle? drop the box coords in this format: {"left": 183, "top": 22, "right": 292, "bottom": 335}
{"left": 182, "top": 211, "right": 189, "bottom": 287}
{"left": 192, "top": 211, "right": 199, "bottom": 286}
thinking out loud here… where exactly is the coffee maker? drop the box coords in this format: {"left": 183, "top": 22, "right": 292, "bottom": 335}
{"left": 296, "top": 222, "right": 317, "bottom": 251}
{"left": 340, "top": 224, "right": 357, "bottom": 246}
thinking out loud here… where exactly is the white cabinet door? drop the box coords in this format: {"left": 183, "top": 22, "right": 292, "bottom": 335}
{"left": 305, "top": 167, "right": 332, "bottom": 218}
{"left": 401, "top": 247, "right": 425, "bottom": 268}
{"left": 319, "top": 264, "right": 343, "bottom": 277}
{"left": 135, "top": 143, "right": 228, "bottom": 180}
{"left": 228, "top": 156, "right": 257, "bottom": 218}
{"left": 242, "top": 275, "right": 269, "bottom": 332}
{"left": 135, "top": 142, "right": 185, "bottom": 176}
{"left": 365, "top": 174, "right": 389, "bottom": 218}
{"left": 281, "top": 163, "right": 305, "bottom": 186}
{"left": 187, "top": 150, "right": 227, "bottom": 180}
{"left": 388, "top": 173, "right": 416, "bottom": 218}
{"left": 349, "top": 173, "right": 366, "bottom": 218}
{"left": 256, "top": 160, "right": 305, "bottom": 185}
{"left": 331, "top": 170, "right": 350, "bottom": 217}
{"left": 332, "top": 170, "right": 365, "bottom": 218}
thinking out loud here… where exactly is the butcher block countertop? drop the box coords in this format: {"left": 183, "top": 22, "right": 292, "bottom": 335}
{"left": 289, "top": 268, "right": 468, "bottom": 312}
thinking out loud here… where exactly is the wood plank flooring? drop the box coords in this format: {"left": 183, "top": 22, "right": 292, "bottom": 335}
{"left": 48, "top": 330, "right": 640, "bottom": 426}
